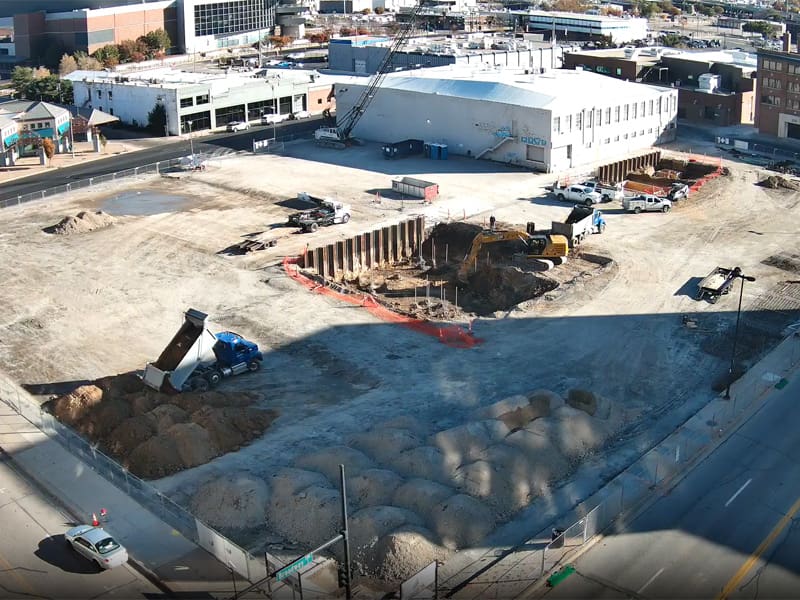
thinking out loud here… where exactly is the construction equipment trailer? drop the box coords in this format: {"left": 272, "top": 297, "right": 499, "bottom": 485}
{"left": 696, "top": 267, "right": 738, "bottom": 303}
{"left": 142, "top": 309, "right": 263, "bottom": 393}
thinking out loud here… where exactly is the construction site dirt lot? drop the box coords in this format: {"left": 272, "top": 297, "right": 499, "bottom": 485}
{"left": 2, "top": 141, "right": 800, "bottom": 585}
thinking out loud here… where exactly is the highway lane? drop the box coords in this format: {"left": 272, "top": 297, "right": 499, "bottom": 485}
{"left": 0, "top": 118, "right": 320, "bottom": 203}
{"left": 0, "top": 450, "right": 162, "bottom": 599}
{"left": 540, "top": 372, "right": 800, "bottom": 599}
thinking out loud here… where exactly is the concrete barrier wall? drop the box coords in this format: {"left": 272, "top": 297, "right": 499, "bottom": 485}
{"left": 299, "top": 216, "right": 425, "bottom": 281}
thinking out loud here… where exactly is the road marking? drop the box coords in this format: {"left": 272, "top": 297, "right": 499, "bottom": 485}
{"left": 0, "top": 546, "right": 39, "bottom": 598}
{"left": 725, "top": 478, "right": 752, "bottom": 507}
{"left": 637, "top": 567, "right": 664, "bottom": 594}
{"left": 717, "top": 494, "right": 800, "bottom": 600}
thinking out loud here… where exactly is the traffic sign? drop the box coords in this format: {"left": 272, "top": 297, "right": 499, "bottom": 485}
{"left": 275, "top": 553, "right": 313, "bottom": 582}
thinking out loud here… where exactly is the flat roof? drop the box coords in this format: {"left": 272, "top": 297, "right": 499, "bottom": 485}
{"left": 566, "top": 46, "right": 757, "bottom": 70}
{"left": 341, "top": 65, "right": 671, "bottom": 111}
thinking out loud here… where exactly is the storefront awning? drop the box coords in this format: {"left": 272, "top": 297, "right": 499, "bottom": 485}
{"left": 3, "top": 132, "right": 18, "bottom": 149}
{"left": 57, "top": 121, "right": 71, "bottom": 135}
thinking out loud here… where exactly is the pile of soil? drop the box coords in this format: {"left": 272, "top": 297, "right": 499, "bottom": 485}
{"left": 761, "top": 175, "right": 800, "bottom": 191}
{"left": 190, "top": 473, "right": 270, "bottom": 532}
{"left": 420, "top": 222, "right": 482, "bottom": 263}
{"left": 44, "top": 210, "right": 115, "bottom": 235}
{"left": 49, "top": 372, "right": 277, "bottom": 479}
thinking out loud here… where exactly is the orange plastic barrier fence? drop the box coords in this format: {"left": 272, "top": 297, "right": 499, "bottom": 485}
{"left": 282, "top": 257, "right": 483, "bottom": 349}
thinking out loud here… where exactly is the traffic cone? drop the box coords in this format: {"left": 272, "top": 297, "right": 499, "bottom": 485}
{"left": 91, "top": 513, "right": 100, "bottom": 527}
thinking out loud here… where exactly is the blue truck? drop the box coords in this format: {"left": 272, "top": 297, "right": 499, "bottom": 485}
{"left": 142, "top": 309, "right": 263, "bottom": 393}
{"left": 551, "top": 206, "right": 606, "bottom": 247}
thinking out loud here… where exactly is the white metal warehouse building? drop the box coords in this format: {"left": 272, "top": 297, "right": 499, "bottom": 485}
{"left": 334, "top": 65, "right": 678, "bottom": 172}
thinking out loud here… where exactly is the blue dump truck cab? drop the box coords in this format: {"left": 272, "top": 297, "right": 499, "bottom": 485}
{"left": 143, "top": 309, "right": 263, "bottom": 393}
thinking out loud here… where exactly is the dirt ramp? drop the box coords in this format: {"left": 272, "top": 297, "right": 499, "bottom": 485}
{"left": 191, "top": 474, "right": 270, "bottom": 532}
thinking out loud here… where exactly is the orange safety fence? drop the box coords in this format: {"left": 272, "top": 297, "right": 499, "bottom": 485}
{"left": 282, "top": 257, "right": 483, "bottom": 349}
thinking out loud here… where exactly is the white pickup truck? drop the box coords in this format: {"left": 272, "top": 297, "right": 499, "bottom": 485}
{"left": 552, "top": 185, "right": 603, "bottom": 207}
{"left": 622, "top": 194, "right": 672, "bottom": 213}
{"left": 579, "top": 180, "right": 625, "bottom": 202}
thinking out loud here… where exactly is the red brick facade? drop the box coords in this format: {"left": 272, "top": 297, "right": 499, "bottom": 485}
{"left": 755, "top": 49, "right": 800, "bottom": 140}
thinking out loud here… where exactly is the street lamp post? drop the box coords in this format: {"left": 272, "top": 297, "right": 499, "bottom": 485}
{"left": 187, "top": 120, "right": 194, "bottom": 161}
{"left": 725, "top": 267, "right": 756, "bottom": 400}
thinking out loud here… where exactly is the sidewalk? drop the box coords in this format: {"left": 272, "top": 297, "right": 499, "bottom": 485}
{"left": 0, "top": 402, "right": 249, "bottom": 599}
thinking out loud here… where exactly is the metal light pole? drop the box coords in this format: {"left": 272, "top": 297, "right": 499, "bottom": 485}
{"left": 725, "top": 267, "right": 756, "bottom": 399}
{"left": 187, "top": 120, "right": 194, "bottom": 160}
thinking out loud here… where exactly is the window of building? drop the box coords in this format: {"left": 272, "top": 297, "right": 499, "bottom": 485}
{"left": 764, "top": 77, "right": 782, "bottom": 90}
{"left": 605, "top": 107, "right": 611, "bottom": 124}
{"left": 640, "top": 129, "right": 645, "bottom": 136}
{"left": 553, "top": 116, "right": 560, "bottom": 133}
{"left": 788, "top": 98, "right": 800, "bottom": 110}
{"left": 194, "top": 0, "right": 268, "bottom": 37}
{"left": 109, "top": 107, "right": 114, "bottom": 115}
{"left": 180, "top": 97, "right": 194, "bottom": 108}
{"left": 595, "top": 109, "right": 601, "bottom": 126}
{"left": 648, "top": 100, "right": 654, "bottom": 116}
{"left": 597, "top": 65, "right": 610, "bottom": 74}
{"left": 788, "top": 81, "right": 800, "bottom": 93}
{"left": 632, "top": 103, "right": 638, "bottom": 119}
{"left": 616, "top": 68, "right": 622, "bottom": 76}
{"left": 317, "top": 98, "right": 323, "bottom": 104}
{"left": 631, "top": 131, "right": 637, "bottom": 137}
{"left": 788, "top": 64, "right": 800, "bottom": 74}
{"left": 648, "top": 128, "right": 653, "bottom": 133}
{"left": 624, "top": 133, "right": 629, "bottom": 139}
{"left": 97, "top": 90, "right": 102, "bottom": 99}
{"left": 640, "top": 101, "right": 645, "bottom": 116}
{"left": 108, "top": 91, "right": 112, "bottom": 100}
{"left": 575, "top": 112, "right": 582, "bottom": 130}
{"left": 762, "top": 95, "right": 782, "bottom": 106}
{"left": 566, "top": 114, "right": 572, "bottom": 132}
{"left": 623, "top": 104, "right": 629, "bottom": 121}
{"left": 614, "top": 106, "right": 620, "bottom": 122}
{"left": 614, "top": 135, "right": 620, "bottom": 141}
{"left": 763, "top": 59, "right": 783, "bottom": 71}
{"left": 604, "top": 138, "right": 610, "bottom": 144}
{"left": 196, "top": 94, "right": 209, "bottom": 105}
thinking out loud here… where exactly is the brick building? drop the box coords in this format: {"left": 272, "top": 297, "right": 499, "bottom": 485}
{"left": 756, "top": 38, "right": 800, "bottom": 140}
{"left": 13, "top": 1, "right": 178, "bottom": 59}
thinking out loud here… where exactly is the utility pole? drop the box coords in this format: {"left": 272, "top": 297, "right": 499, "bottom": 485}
{"left": 339, "top": 464, "right": 352, "bottom": 600}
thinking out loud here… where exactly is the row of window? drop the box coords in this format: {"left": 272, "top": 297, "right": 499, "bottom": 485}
{"left": 193, "top": 0, "right": 268, "bottom": 37}
{"left": 180, "top": 94, "right": 210, "bottom": 108}
{"left": 97, "top": 89, "right": 113, "bottom": 100}
{"left": 552, "top": 96, "right": 673, "bottom": 135}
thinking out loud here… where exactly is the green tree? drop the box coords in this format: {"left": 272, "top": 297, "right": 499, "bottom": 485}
{"left": 635, "top": 1, "right": 658, "bottom": 18}
{"left": 743, "top": 20, "right": 781, "bottom": 37}
{"left": 58, "top": 53, "right": 78, "bottom": 76}
{"left": 11, "top": 66, "right": 35, "bottom": 99}
{"left": 118, "top": 38, "right": 149, "bottom": 63}
{"left": 661, "top": 33, "right": 685, "bottom": 47}
{"left": 140, "top": 28, "right": 172, "bottom": 55}
{"left": 147, "top": 102, "right": 167, "bottom": 135}
{"left": 92, "top": 44, "right": 120, "bottom": 68}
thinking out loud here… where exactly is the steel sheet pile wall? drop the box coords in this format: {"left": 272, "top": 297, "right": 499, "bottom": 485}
{"left": 596, "top": 150, "right": 662, "bottom": 184}
{"left": 300, "top": 216, "right": 425, "bottom": 281}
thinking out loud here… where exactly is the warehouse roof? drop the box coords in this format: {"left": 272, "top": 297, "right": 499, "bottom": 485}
{"left": 359, "top": 66, "right": 669, "bottom": 111}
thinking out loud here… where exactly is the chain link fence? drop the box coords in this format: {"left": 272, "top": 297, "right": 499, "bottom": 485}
{"left": 0, "top": 158, "right": 186, "bottom": 210}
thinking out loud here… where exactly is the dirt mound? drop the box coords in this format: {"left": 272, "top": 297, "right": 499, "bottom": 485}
{"left": 48, "top": 373, "right": 276, "bottom": 479}
{"left": 393, "top": 446, "right": 457, "bottom": 484}
{"left": 421, "top": 222, "right": 483, "bottom": 262}
{"left": 431, "top": 494, "right": 495, "bottom": 549}
{"left": 761, "top": 175, "right": 800, "bottom": 191}
{"left": 45, "top": 210, "right": 115, "bottom": 235}
{"left": 504, "top": 429, "right": 571, "bottom": 485}
{"left": 191, "top": 474, "right": 270, "bottom": 531}
{"left": 473, "top": 394, "right": 551, "bottom": 431}
{"left": 52, "top": 385, "right": 104, "bottom": 425}
{"left": 267, "top": 484, "right": 341, "bottom": 547}
{"left": 348, "top": 469, "right": 405, "bottom": 509}
{"left": 295, "top": 446, "right": 375, "bottom": 483}
{"left": 527, "top": 406, "right": 611, "bottom": 461}
{"left": 368, "top": 526, "right": 450, "bottom": 583}
{"left": 461, "top": 265, "right": 559, "bottom": 315}
{"left": 430, "top": 419, "right": 511, "bottom": 467}
{"left": 349, "top": 429, "right": 422, "bottom": 463}
{"left": 392, "top": 478, "right": 453, "bottom": 521}
{"left": 350, "top": 505, "right": 424, "bottom": 560}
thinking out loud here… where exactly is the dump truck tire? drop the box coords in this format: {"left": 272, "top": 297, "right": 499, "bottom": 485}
{"left": 207, "top": 370, "right": 223, "bottom": 387}
{"left": 342, "top": 213, "right": 350, "bottom": 223}
{"left": 247, "top": 360, "right": 261, "bottom": 372}
{"left": 189, "top": 377, "right": 210, "bottom": 392}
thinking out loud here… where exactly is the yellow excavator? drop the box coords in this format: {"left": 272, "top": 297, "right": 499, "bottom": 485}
{"left": 457, "top": 228, "right": 569, "bottom": 282}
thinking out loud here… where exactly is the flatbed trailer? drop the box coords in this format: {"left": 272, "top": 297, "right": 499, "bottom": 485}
{"left": 696, "top": 266, "right": 737, "bottom": 303}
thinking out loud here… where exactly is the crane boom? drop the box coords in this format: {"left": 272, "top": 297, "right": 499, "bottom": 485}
{"left": 315, "top": 3, "right": 425, "bottom": 147}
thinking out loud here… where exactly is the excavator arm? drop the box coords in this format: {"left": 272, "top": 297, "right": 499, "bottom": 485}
{"left": 458, "top": 230, "right": 530, "bottom": 282}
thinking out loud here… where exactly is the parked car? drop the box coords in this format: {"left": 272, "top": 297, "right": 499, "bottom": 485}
{"left": 622, "top": 194, "right": 672, "bottom": 213}
{"left": 290, "top": 110, "right": 312, "bottom": 120}
{"left": 262, "top": 113, "right": 290, "bottom": 125}
{"left": 226, "top": 121, "right": 250, "bottom": 132}
{"left": 65, "top": 525, "right": 128, "bottom": 570}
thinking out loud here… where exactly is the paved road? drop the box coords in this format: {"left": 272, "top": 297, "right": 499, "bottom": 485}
{"left": 0, "top": 450, "right": 162, "bottom": 599}
{"left": 0, "top": 118, "right": 320, "bottom": 203}
{"left": 540, "top": 374, "right": 800, "bottom": 599}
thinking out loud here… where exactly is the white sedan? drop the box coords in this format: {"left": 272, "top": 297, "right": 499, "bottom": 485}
{"left": 262, "top": 113, "right": 290, "bottom": 125}
{"left": 226, "top": 121, "right": 250, "bottom": 132}
{"left": 290, "top": 110, "right": 312, "bottom": 120}
{"left": 65, "top": 525, "right": 129, "bottom": 570}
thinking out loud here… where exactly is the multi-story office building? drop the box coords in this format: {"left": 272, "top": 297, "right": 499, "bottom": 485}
{"left": 178, "top": 0, "right": 276, "bottom": 54}
{"left": 756, "top": 37, "right": 800, "bottom": 140}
